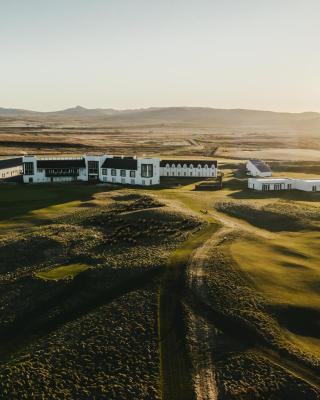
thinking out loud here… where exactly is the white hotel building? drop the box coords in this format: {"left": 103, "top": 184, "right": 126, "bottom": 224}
{"left": 21, "top": 155, "right": 217, "bottom": 185}
{"left": 22, "top": 155, "right": 160, "bottom": 185}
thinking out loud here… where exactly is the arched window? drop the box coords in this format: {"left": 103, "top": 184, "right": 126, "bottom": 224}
{"left": 204, "top": 164, "right": 208, "bottom": 169}
{"left": 166, "top": 163, "right": 170, "bottom": 168}
{"left": 177, "top": 164, "right": 182, "bottom": 169}
{"left": 198, "top": 164, "right": 202, "bottom": 169}
{"left": 171, "top": 164, "right": 175, "bottom": 168}
{"left": 190, "top": 164, "right": 194, "bottom": 169}
{"left": 183, "top": 164, "right": 187, "bottom": 169}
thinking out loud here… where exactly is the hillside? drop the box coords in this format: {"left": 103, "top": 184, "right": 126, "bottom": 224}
{"left": 1, "top": 106, "right": 320, "bottom": 133}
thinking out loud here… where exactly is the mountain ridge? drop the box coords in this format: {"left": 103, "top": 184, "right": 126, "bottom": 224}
{"left": 1, "top": 106, "right": 320, "bottom": 133}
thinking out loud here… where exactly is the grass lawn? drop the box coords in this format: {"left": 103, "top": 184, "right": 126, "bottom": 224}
{"left": 230, "top": 233, "right": 320, "bottom": 359}
{"left": 230, "top": 233, "right": 320, "bottom": 308}
{"left": 0, "top": 183, "right": 110, "bottom": 232}
{"left": 35, "top": 263, "right": 90, "bottom": 281}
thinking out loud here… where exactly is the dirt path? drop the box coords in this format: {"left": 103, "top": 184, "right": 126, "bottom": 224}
{"left": 159, "top": 224, "right": 218, "bottom": 400}
{"left": 186, "top": 227, "right": 230, "bottom": 400}
{"left": 187, "top": 310, "right": 218, "bottom": 400}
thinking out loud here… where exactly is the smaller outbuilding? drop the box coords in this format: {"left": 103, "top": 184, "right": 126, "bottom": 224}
{"left": 246, "top": 159, "right": 272, "bottom": 177}
{"left": 248, "top": 177, "right": 320, "bottom": 192}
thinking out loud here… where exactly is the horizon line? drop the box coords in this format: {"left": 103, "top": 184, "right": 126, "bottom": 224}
{"left": 0, "top": 105, "right": 319, "bottom": 115}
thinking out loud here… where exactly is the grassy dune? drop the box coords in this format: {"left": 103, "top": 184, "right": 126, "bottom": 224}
{"left": 231, "top": 232, "right": 320, "bottom": 359}
{"left": 231, "top": 234, "right": 320, "bottom": 308}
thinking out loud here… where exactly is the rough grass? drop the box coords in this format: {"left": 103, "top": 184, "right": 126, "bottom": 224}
{"left": 0, "top": 288, "right": 161, "bottom": 400}
{"left": 216, "top": 351, "right": 320, "bottom": 400}
{"left": 0, "top": 190, "right": 202, "bottom": 399}
{"left": 35, "top": 263, "right": 90, "bottom": 281}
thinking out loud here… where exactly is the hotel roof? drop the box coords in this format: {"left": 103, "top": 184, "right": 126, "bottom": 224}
{"left": 102, "top": 157, "right": 138, "bottom": 170}
{"left": 0, "top": 157, "right": 23, "bottom": 169}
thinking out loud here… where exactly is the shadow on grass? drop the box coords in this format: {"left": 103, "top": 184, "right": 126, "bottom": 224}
{"left": 268, "top": 304, "right": 320, "bottom": 339}
{"left": 0, "top": 183, "right": 110, "bottom": 222}
{"left": 228, "top": 188, "right": 320, "bottom": 202}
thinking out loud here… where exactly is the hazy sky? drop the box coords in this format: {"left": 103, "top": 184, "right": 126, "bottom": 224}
{"left": 1, "top": 0, "right": 320, "bottom": 112}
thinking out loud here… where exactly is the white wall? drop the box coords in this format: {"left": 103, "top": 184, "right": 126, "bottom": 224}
{"left": 101, "top": 157, "right": 160, "bottom": 186}
{"left": 23, "top": 156, "right": 87, "bottom": 183}
{"left": 294, "top": 180, "right": 320, "bottom": 192}
{"left": 248, "top": 178, "right": 320, "bottom": 192}
{"left": 160, "top": 163, "right": 217, "bottom": 178}
{"left": 246, "top": 160, "right": 272, "bottom": 177}
{"left": 0, "top": 166, "right": 22, "bottom": 180}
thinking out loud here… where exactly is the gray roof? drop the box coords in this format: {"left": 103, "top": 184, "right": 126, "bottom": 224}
{"left": 160, "top": 159, "right": 217, "bottom": 168}
{"left": 0, "top": 157, "right": 23, "bottom": 170}
{"left": 102, "top": 157, "right": 138, "bottom": 170}
{"left": 249, "top": 159, "right": 272, "bottom": 173}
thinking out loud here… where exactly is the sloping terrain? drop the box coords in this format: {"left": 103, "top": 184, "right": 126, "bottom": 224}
{"left": 0, "top": 192, "right": 202, "bottom": 399}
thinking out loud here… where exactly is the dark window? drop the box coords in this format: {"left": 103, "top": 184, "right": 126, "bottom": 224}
{"left": 88, "top": 161, "right": 99, "bottom": 174}
{"left": 102, "top": 168, "right": 107, "bottom": 175}
{"left": 24, "top": 162, "right": 34, "bottom": 175}
{"left": 141, "top": 164, "right": 153, "bottom": 178}
{"left": 312, "top": 185, "right": 317, "bottom": 191}
{"left": 130, "top": 170, "right": 136, "bottom": 178}
{"left": 111, "top": 169, "right": 116, "bottom": 176}
{"left": 120, "top": 169, "right": 126, "bottom": 177}
{"left": 44, "top": 168, "right": 79, "bottom": 177}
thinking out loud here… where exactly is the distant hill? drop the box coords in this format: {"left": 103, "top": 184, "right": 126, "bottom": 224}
{"left": 1, "top": 106, "right": 320, "bottom": 133}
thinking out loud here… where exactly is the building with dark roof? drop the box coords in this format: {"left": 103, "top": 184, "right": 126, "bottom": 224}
{"left": 246, "top": 159, "right": 272, "bottom": 177}
{"left": 23, "top": 156, "right": 88, "bottom": 183}
{"left": 21, "top": 154, "right": 218, "bottom": 185}
{"left": 100, "top": 156, "right": 159, "bottom": 185}
{"left": 22, "top": 155, "right": 161, "bottom": 185}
